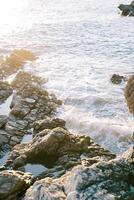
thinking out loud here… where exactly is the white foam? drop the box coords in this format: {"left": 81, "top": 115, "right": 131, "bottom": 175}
{"left": 60, "top": 106, "right": 134, "bottom": 154}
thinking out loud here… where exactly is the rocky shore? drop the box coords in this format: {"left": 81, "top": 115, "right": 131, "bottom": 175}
{"left": 118, "top": 1, "right": 134, "bottom": 16}
{"left": 0, "top": 50, "right": 134, "bottom": 200}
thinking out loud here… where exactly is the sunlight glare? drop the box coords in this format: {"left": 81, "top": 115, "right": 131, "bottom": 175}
{"left": 0, "top": 0, "right": 27, "bottom": 30}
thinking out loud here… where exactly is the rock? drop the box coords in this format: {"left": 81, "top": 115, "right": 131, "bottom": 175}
{"left": 0, "top": 170, "right": 33, "bottom": 200}
{"left": 118, "top": 1, "right": 134, "bottom": 16}
{"left": 111, "top": 74, "right": 126, "bottom": 84}
{"left": 0, "top": 81, "right": 13, "bottom": 104}
{"left": 23, "top": 146, "right": 134, "bottom": 200}
{"left": 0, "top": 130, "right": 10, "bottom": 147}
{"left": 0, "top": 49, "right": 37, "bottom": 78}
{"left": 1, "top": 71, "right": 62, "bottom": 147}
{"left": 125, "top": 75, "right": 134, "bottom": 114}
{"left": 9, "top": 127, "right": 115, "bottom": 172}
{"left": 23, "top": 177, "right": 66, "bottom": 200}
{"left": 11, "top": 71, "right": 46, "bottom": 90}
{"left": 0, "top": 115, "right": 8, "bottom": 128}
{"left": 33, "top": 117, "right": 66, "bottom": 135}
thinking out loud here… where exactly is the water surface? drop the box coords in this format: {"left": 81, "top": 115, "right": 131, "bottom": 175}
{"left": 0, "top": 0, "right": 133, "bottom": 153}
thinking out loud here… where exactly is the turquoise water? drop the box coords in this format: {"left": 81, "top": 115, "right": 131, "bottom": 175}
{"left": 0, "top": 0, "right": 133, "bottom": 153}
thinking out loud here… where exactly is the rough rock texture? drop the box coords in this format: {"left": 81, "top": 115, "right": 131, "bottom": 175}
{"left": 0, "top": 81, "right": 12, "bottom": 104}
{"left": 0, "top": 71, "right": 62, "bottom": 149}
{"left": 0, "top": 170, "right": 33, "bottom": 200}
{"left": 0, "top": 115, "right": 8, "bottom": 128}
{"left": 111, "top": 74, "right": 126, "bottom": 84}
{"left": 118, "top": 1, "right": 134, "bottom": 16}
{"left": 8, "top": 127, "right": 115, "bottom": 172}
{"left": 23, "top": 146, "right": 134, "bottom": 200}
{"left": 0, "top": 130, "right": 10, "bottom": 149}
{"left": 0, "top": 81, "right": 12, "bottom": 151}
{"left": 125, "top": 75, "right": 134, "bottom": 115}
{"left": 0, "top": 49, "right": 37, "bottom": 78}
{"left": 33, "top": 117, "right": 66, "bottom": 135}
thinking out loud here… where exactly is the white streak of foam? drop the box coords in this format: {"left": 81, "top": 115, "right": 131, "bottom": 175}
{"left": 59, "top": 106, "right": 134, "bottom": 154}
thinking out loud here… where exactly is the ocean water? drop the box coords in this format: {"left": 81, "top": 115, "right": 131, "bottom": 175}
{"left": 0, "top": 0, "right": 134, "bottom": 154}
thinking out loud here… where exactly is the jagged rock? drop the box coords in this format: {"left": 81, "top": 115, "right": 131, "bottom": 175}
{"left": 118, "top": 1, "right": 134, "bottom": 16}
{"left": 125, "top": 75, "right": 134, "bottom": 114}
{"left": 1, "top": 71, "right": 62, "bottom": 147}
{"left": 23, "top": 146, "right": 134, "bottom": 200}
{"left": 111, "top": 74, "right": 126, "bottom": 84}
{"left": 0, "top": 170, "right": 33, "bottom": 200}
{"left": 23, "top": 177, "right": 66, "bottom": 200}
{"left": 0, "top": 81, "right": 12, "bottom": 103}
{"left": 9, "top": 127, "right": 115, "bottom": 172}
{"left": 0, "top": 130, "right": 10, "bottom": 147}
{"left": 0, "top": 115, "right": 8, "bottom": 128}
{"left": 11, "top": 71, "right": 46, "bottom": 90}
{"left": 33, "top": 117, "right": 66, "bottom": 135}
{"left": 0, "top": 49, "right": 37, "bottom": 78}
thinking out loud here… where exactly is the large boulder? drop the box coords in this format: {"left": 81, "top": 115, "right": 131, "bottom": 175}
{"left": 0, "top": 170, "right": 33, "bottom": 200}
{"left": 8, "top": 127, "right": 115, "bottom": 173}
{"left": 125, "top": 75, "right": 134, "bottom": 114}
{"left": 118, "top": 1, "right": 134, "bottom": 16}
{"left": 23, "top": 146, "right": 134, "bottom": 200}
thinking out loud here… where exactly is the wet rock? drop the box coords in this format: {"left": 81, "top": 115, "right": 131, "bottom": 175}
{"left": 9, "top": 127, "right": 115, "bottom": 171}
{"left": 125, "top": 75, "right": 134, "bottom": 114}
{"left": 0, "top": 130, "right": 10, "bottom": 148}
{"left": 23, "top": 146, "right": 134, "bottom": 200}
{"left": 11, "top": 71, "right": 46, "bottom": 90}
{"left": 23, "top": 177, "right": 66, "bottom": 200}
{"left": 118, "top": 1, "right": 134, "bottom": 16}
{"left": 111, "top": 74, "right": 126, "bottom": 84}
{"left": 2, "top": 71, "right": 61, "bottom": 147}
{"left": 0, "top": 115, "right": 7, "bottom": 128}
{"left": 0, "top": 170, "right": 33, "bottom": 200}
{"left": 33, "top": 117, "right": 66, "bottom": 135}
{"left": 0, "top": 81, "right": 12, "bottom": 103}
{"left": 0, "top": 49, "right": 37, "bottom": 78}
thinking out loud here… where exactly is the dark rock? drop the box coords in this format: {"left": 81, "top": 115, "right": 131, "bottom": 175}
{"left": 1, "top": 71, "right": 62, "bottom": 147}
{"left": 125, "top": 75, "right": 134, "bottom": 114}
{"left": 118, "top": 1, "right": 134, "bottom": 16}
{"left": 0, "top": 170, "right": 33, "bottom": 200}
{"left": 33, "top": 117, "right": 66, "bottom": 135}
{"left": 23, "top": 146, "right": 134, "bottom": 200}
{"left": 9, "top": 127, "right": 115, "bottom": 171}
{"left": 0, "top": 130, "right": 10, "bottom": 148}
{"left": 0, "top": 115, "right": 8, "bottom": 128}
{"left": 111, "top": 74, "right": 126, "bottom": 84}
{"left": 0, "top": 81, "right": 13, "bottom": 104}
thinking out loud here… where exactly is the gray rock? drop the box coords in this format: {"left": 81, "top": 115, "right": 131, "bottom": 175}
{"left": 118, "top": 1, "right": 134, "bottom": 16}
{"left": 111, "top": 74, "right": 126, "bottom": 84}
{"left": 0, "top": 81, "right": 13, "bottom": 104}
{"left": 23, "top": 146, "right": 134, "bottom": 200}
{"left": 0, "top": 130, "right": 10, "bottom": 147}
{"left": 9, "top": 127, "right": 115, "bottom": 171}
{"left": 0, "top": 170, "right": 33, "bottom": 200}
{"left": 0, "top": 71, "right": 62, "bottom": 148}
{"left": 0, "top": 115, "right": 8, "bottom": 128}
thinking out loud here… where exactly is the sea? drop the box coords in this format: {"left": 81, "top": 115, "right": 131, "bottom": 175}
{"left": 0, "top": 0, "right": 134, "bottom": 154}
